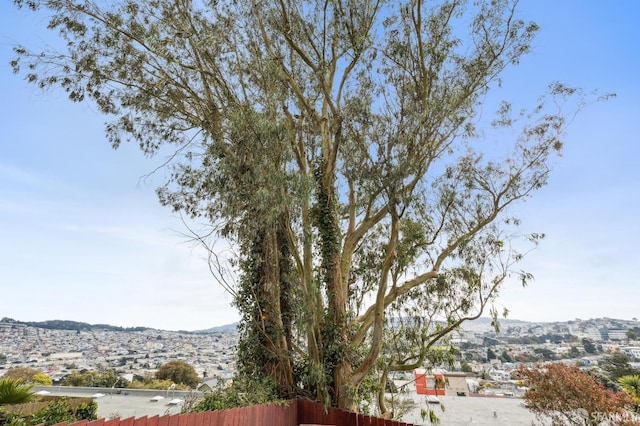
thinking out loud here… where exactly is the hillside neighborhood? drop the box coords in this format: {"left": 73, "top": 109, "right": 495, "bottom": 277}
{"left": 0, "top": 318, "right": 238, "bottom": 387}
{"left": 2, "top": 316, "right": 638, "bottom": 392}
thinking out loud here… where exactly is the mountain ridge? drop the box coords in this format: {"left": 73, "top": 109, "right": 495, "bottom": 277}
{"left": 0, "top": 317, "right": 239, "bottom": 334}
{"left": 2, "top": 316, "right": 636, "bottom": 334}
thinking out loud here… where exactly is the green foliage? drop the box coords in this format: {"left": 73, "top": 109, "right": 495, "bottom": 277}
{"left": 233, "top": 219, "right": 299, "bottom": 400}
{"left": 619, "top": 375, "right": 640, "bottom": 413}
{"left": 585, "top": 368, "right": 622, "bottom": 392}
{"left": 1, "top": 368, "right": 41, "bottom": 384}
{"left": 486, "top": 348, "right": 497, "bottom": 360}
{"left": 507, "top": 333, "right": 578, "bottom": 345}
{"left": 31, "top": 399, "right": 89, "bottom": 425}
{"left": 191, "top": 377, "right": 282, "bottom": 412}
{"left": 513, "top": 352, "right": 542, "bottom": 363}
{"left": 500, "top": 350, "right": 513, "bottom": 363}
{"left": 619, "top": 375, "right": 640, "bottom": 400}
{"left": 61, "top": 368, "right": 123, "bottom": 388}
{"left": 569, "top": 346, "right": 581, "bottom": 358}
{"left": 0, "top": 397, "right": 97, "bottom": 426}
{"left": 420, "top": 404, "right": 444, "bottom": 425}
{"left": 155, "top": 361, "right": 200, "bottom": 389}
{"left": 602, "top": 352, "right": 640, "bottom": 382}
{"left": 533, "top": 348, "right": 556, "bottom": 361}
{"left": 30, "top": 374, "right": 53, "bottom": 386}
{"left": 129, "top": 378, "right": 188, "bottom": 390}
{"left": 583, "top": 338, "right": 597, "bottom": 354}
{"left": 0, "top": 379, "right": 34, "bottom": 405}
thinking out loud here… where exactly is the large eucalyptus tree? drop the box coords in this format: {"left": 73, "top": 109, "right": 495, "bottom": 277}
{"left": 12, "top": 0, "right": 601, "bottom": 412}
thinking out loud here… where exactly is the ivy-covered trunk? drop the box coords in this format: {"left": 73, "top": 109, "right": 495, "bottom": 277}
{"left": 236, "top": 216, "right": 296, "bottom": 399}
{"left": 314, "top": 161, "right": 354, "bottom": 409}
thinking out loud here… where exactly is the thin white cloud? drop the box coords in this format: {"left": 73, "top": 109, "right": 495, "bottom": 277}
{"left": 0, "top": 161, "right": 72, "bottom": 194}
{"left": 57, "top": 223, "right": 171, "bottom": 246}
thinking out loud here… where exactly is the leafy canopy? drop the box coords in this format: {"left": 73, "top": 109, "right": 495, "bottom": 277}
{"left": 155, "top": 360, "right": 200, "bottom": 389}
{"left": 2, "top": 367, "right": 42, "bottom": 383}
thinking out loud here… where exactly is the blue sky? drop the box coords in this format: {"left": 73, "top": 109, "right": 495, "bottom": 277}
{"left": 1, "top": 1, "right": 638, "bottom": 331}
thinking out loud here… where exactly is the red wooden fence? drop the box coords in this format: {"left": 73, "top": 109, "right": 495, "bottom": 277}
{"left": 44, "top": 399, "right": 416, "bottom": 426}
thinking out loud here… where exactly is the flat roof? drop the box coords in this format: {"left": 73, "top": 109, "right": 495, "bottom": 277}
{"left": 33, "top": 387, "right": 195, "bottom": 419}
{"left": 402, "top": 394, "right": 536, "bottom": 425}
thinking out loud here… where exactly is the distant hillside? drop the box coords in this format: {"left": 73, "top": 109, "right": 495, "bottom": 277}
{"left": 0, "top": 317, "right": 238, "bottom": 333}
{"left": 0, "top": 317, "right": 150, "bottom": 332}
{"left": 457, "top": 317, "right": 534, "bottom": 333}
{"left": 195, "top": 322, "right": 239, "bottom": 333}
{"left": 4, "top": 315, "right": 632, "bottom": 335}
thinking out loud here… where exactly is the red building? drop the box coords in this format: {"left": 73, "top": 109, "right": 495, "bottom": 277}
{"left": 414, "top": 369, "right": 446, "bottom": 396}
{"left": 414, "top": 369, "right": 471, "bottom": 396}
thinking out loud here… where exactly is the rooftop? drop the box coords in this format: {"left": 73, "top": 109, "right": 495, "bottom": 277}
{"left": 33, "top": 386, "right": 197, "bottom": 419}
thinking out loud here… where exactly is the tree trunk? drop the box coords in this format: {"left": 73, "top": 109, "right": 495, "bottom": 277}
{"left": 314, "top": 161, "right": 354, "bottom": 409}
{"left": 236, "top": 218, "right": 296, "bottom": 398}
{"left": 262, "top": 219, "right": 296, "bottom": 397}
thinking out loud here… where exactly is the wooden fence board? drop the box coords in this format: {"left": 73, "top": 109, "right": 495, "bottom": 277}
{"left": 170, "top": 413, "right": 183, "bottom": 426}
{"left": 202, "top": 411, "right": 215, "bottom": 426}
{"left": 120, "top": 417, "right": 135, "bottom": 426}
{"left": 157, "top": 413, "right": 170, "bottom": 426}
{"left": 215, "top": 409, "right": 225, "bottom": 426}
{"left": 177, "top": 412, "right": 190, "bottom": 426}
{"left": 146, "top": 415, "right": 159, "bottom": 426}
{"left": 191, "top": 412, "right": 203, "bottom": 426}
{"left": 224, "top": 407, "right": 235, "bottom": 426}
{"left": 103, "top": 417, "right": 121, "bottom": 426}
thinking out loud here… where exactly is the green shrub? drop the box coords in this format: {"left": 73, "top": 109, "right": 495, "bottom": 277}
{"left": 191, "top": 376, "right": 282, "bottom": 412}
{"left": 128, "top": 378, "right": 189, "bottom": 390}
{"left": 0, "top": 397, "right": 97, "bottom": 426}
{"left": 0, "top": 379, "right": 34, "bottom": 405}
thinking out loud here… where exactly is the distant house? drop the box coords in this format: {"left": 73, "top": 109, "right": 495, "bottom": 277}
{"left": 48, "top": 352, "right": 83, "bottom": 361}
{"left": 487, "top": 368, "right": 511, "bottom": 382}
{"left": 414, "top": 369, "right": 471, "bottom": 396}
{"left": 198, "top": 379, "right": 219, "bottom": 393}
{"left": 197, "top": 375, "right": 233, "bottom": 393}
{"left": 609, "top": 329, "right": 629, "bottom": 341}
{"left": 622, "top": 346, "right": 640, "bottom": 359}
{"left": 580, "top": 357, "right": 592, "bottom": 366}
{"left": 443, "top": 372, "right": 471, "bottom": 396}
